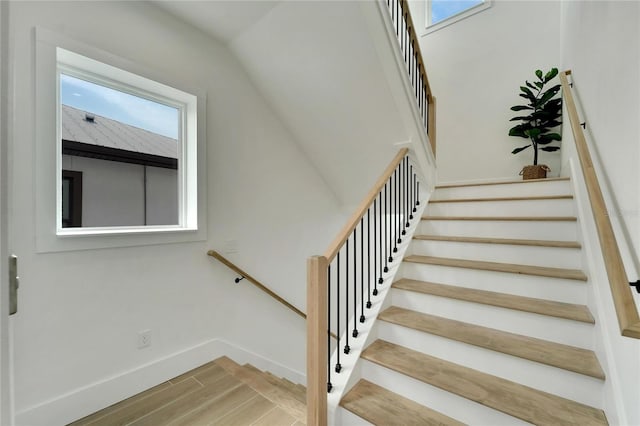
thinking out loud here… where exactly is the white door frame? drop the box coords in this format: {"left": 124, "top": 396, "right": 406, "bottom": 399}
{"left": 0, "top": 0, "right": 13, "bottom": 424}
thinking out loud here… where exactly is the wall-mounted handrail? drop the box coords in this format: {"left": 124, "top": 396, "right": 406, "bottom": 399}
{"left": 559, "top": 70, "right": 640, "bottom": 339}
{"left": 307, "top": 148, "right": 423, "bottom": 425}
{"left": 208, "top": 250, "right": 337, "bottom": 342}
{"left": 386, "top": 0, "right": 437, "bottom": 156}
{"left": 208, "top": 250, "right": 307, "bottom": 320}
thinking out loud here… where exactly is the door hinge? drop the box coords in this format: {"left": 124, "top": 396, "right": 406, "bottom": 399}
{"left": 9, "top": 255, "right": 18, "bottom": 315}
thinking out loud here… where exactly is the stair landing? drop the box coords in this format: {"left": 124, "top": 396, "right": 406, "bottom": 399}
{"left": 68, "top": 357, "right": 305, "bottom": 426}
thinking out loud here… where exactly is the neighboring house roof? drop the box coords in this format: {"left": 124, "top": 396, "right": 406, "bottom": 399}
{"left": 61, "top": 104, "right": 178, "bottom": 159}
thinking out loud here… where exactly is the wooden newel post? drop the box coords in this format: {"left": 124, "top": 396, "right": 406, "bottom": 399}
{"left": 307, "top": 255, "right": 328, "bottom": 426}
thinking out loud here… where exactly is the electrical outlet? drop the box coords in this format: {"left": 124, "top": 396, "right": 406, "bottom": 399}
{"left": 137, "top": 329, "right": 151, "bottom": 349}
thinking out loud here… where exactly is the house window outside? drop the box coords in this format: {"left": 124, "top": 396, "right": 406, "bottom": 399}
{"left": 426, "top": 0, "right": 491, "bottom": 33}
{"left": 56, "top": 48, "right": 199, "bottom": 235}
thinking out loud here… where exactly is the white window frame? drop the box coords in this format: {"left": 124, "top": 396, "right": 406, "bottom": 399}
{"left": 35, "top": 28, "right": 207, "bottom": 252}
{"left": 425, "top": 0, "right": 492, "bottom": 34}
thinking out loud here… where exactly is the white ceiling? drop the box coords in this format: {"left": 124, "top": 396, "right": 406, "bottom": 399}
{"left": 152, "top": 1, "right": 280, "bottom": 43}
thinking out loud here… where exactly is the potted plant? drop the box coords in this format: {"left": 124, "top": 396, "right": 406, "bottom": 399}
{"left": 509, "top": 67, "right": 562, "bottom": 179}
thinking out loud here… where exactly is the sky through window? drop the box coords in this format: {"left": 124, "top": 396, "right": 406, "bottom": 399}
{"left": 431, "top": 0, "right": 484, "bottom": 25}
{"left": 60, "top": 74, "right": 179, "bottom": 139}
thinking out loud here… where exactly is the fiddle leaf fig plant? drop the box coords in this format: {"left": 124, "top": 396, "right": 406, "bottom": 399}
{"left": 509, "top": 67, "right": 562, "bottom": 165}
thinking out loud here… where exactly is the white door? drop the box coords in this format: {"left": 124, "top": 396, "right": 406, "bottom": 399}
{"left": 0, "top": 1, "right": 14, "bottom": 423}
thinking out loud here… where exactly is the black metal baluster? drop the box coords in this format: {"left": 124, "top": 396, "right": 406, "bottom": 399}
{"left": 410, "top": 164, "right": 414, "bottom": 220}
{"left": 367, "top": 208, "right": 372, "bottom": 309}
{"left": 360, "top": 216, "right": 366, "bottom": 321}
{"left": 417, "top": 181, "right": 421, "bottom": 207}
{"left": 374, "top": 196, "right": 379, "bottom": 293}
{"left": 385, "top": 181, "right": 391, "bottom": 271}
{"left": 352, "top": 229, "right": 358, "bottom": 338}
{"left": 401, "top": 158, "right": 407, "bottom": 235}
{"left": 405, "top": 157, "right": 410, "bottom": 228}
{"left": 335, "top": 252, "right": 341, "bottom": 373}
{"left": 377, "top": 193, "right": 383, "bottom": 287}
{"left": 327, "top": 264, "right": 332, "bottom": 392}
{"left": 394, "top": 168, "right": 400, "bottom": 250}
{"left": 344, "top": 238, "right": 350, "bottom": 354}
{"left": 413, "top": 173, "right": 418, "bottom": 213}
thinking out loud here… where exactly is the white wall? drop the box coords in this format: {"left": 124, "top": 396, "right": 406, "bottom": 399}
{"left": 560, "top": 0, "right": 640, "bottom": 272}
{"left": 7, "top": 2, "right": 343, "bottom": 424}
{"left": 410, "top": 0, "right": 562, "bottom": 183}
{"left": 559, "top": 1, "right": 640, "bottom": 424}
{"left": 62, "top": 155, "right": 179, "bottom": 227}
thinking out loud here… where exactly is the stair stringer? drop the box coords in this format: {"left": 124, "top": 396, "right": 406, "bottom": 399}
{"left": 327, "top": 199, "right": 430, "bottom": 425}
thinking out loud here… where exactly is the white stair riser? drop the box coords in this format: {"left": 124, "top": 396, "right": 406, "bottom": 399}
{"left": 410, "top": 239, "right": 582, "bottom": 270}
{"left": 400, "top": 262, "right": 589, "bottom": 304}
{"left": 434, "top": 180, "right": 572, "bottom": 200}
{"left": 334, "top": 405, "right": 374, "bottom": 425}
{"left": 390, "top": 288, "right": 594, "bottom": 348}
{"left": 360, "top": 359, "right": 530, "bottom": 426}
{"left": 376, "top": 322, "right": 604, "bottom": 408}
{"left": 426, "top": 199, "right": 575, "bottom": 217}
{"left": 419, "top": 219, "right": 577, "bottom": 241}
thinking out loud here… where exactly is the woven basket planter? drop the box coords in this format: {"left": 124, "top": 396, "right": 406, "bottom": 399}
{"left": 520, "top": 165, "right": 551, "bottom": 180}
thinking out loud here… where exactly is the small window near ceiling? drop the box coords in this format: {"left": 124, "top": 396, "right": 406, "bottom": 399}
{"left": 426, "top": 0, "right": 491, "bottom": 33}
{"left": 56, "top": 47, "right": 199, "bottom": 234}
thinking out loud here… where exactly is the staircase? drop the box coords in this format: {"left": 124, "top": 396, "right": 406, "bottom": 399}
{"left": 339, "top": 177, "right": 609, "bottom": 425}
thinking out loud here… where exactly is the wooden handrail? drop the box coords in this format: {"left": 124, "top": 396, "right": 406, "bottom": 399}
{"left": 560, "top": 70, "right": 640, "bottom": 338}
{"left": 399, "top": 0, "right": 433, "bottom": 100}
{"left": 208, "top": 250, "right": 338, "bottom": 341}
{"left": 323, "top": 148, "right": 409, "bottom": 262}
{"left": 208, "top": 250, "right": 306, "bottom": 319}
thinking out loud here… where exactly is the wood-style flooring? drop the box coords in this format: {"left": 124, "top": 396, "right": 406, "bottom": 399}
{"left": 68, "top": 357, "right": 305, "bottom": 426}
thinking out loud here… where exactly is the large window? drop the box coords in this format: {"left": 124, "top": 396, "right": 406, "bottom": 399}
{"left": 35, "top": 28, "right": 207, "bottom": 252}
{"left": 426, "top": 0, "right": 491, "bottom": 33}
{"left": 56, "top": 48, "right": 198, "bottom": 234}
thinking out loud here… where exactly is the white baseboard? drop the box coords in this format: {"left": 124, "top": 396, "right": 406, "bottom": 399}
{"left": 15, "top": 338, "right": 305, "bottom": 426}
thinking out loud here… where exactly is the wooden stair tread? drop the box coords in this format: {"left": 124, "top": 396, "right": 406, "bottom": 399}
{"left": 340, "top": 379, "right": 465, "bottom": 426}
{"left": 215, "top": 357, "right": 306, "bottom": 422}
{"left": 362, "top": 340, "right": 608, "bottom": 425}
{"left": 414, "top": 234, "right": 581, "bottom": 248}
{"left": 392, "top": 278, "right": 594, "bottom": 323}
{"left": 422, "top": 215, "right": 577, "bottom": 221}
{"left": 379, "top": 306, "right": 604, "bottom": 379}
{"left": 404, "top": 255, "right": 588, "bottom": 281}
{"left": 436, "top": 177, "right": 570, "bottom": 189}
{"left": 430, "top": 195, "right": 573, "bottom": 203}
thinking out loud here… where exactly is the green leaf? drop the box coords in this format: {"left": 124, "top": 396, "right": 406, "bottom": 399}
{"left": 526, "top": 81, "right": 537, "bottom": 91}
{"left": 541, "top": 146, "right": 561, "bottom": 152}
{"left": 512, "top": 145, "right": 531, "bottom": 154}
{"left": 509, "top": 125, "right": 529, "bottom": 138}
{"left": 535, "top": 81, "right": 544, "bottom": 89}
{"left": 537, "top": 86, "right": 561, "bottom": 107}
{"left": 545, "top": 132, "right": 562, "bottom": 141}
{"left": 525, "top": 128, "right": 541, "bottom": 138}
{"left": 537, "top": 133, "right": 562, "bottom": 145}
{"left": 509, "top": 116, "right": 533, "bottom": 122}
{"left": 544, "top": 68, "right": 559, "bottom": 83}
{"left": 510, "top": 105, "right": 533, "bottom": 111}
{"left": 520, "top": 86, "right": 536, "bottom": 99}
{"left": 520, "top": 86, "right": 536, "bottom": 103}
{"left": 535, "top": 69, "right": 543, "bottom": 80}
